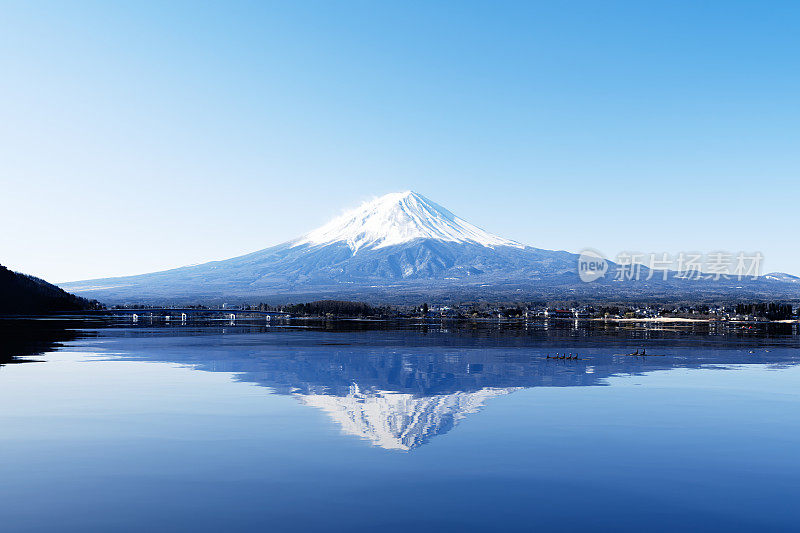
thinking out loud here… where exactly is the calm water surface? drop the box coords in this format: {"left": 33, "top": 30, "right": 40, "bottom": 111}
{"left": 2, "top": 319, "right": 800, "bottom": 532}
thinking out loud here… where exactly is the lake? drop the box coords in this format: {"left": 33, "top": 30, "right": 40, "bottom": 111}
{"left": 2, "top": 318, "right": 800, "bottom": 531}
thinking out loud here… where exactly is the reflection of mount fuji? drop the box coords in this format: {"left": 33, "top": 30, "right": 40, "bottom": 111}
{"left": 84, "top": 325, "right": 800, "bottom": 450}
{"left": 300, "top": 385, "right": 517, "bottom": 450}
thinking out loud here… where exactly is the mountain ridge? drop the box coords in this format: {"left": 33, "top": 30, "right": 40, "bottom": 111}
{"left": 59, "top": 192, "right": 800, "bottom": 304}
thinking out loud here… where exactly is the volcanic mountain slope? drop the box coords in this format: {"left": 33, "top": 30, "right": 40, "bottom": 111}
{"left": 61, "top": 191, "right": 578, "bottom": 303}
{"left": 61, "top": 191, "right": 800, "bottom": 304}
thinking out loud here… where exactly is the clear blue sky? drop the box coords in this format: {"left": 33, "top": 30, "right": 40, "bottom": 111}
{"left": 2, "top": 1, "right": 798, "bottom": 282}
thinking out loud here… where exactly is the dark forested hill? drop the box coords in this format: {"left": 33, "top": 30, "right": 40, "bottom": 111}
{"left": 0, "top": 264, "right": 100, "bottom": 315}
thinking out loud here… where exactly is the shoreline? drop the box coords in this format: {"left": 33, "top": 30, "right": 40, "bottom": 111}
{"left": 2, "top": 313, "right": 798, "bottom": 326}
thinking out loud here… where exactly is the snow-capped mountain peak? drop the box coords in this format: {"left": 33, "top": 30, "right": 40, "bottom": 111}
{"left": 293, "top": 191, "right": 523, "bottom": 253}
{"left": 764, "top": 272, "right": 800, "bottom": 283}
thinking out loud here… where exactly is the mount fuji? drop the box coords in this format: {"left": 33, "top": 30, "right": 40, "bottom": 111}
{"left": 61, "top": 191, "right": 800, "bottom": 304}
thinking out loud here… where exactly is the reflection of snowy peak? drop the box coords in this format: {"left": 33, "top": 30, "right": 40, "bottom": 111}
{"left": 298, "top": 384, "right": 517, "bottom": 450}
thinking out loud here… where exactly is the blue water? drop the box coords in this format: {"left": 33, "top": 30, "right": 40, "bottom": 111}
{"left": 2, "top": 320, "right": 800, "bottom": 531}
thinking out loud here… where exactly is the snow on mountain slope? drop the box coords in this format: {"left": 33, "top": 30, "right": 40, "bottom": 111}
{"left": 764, "top": 272, "right": 800, "bottom": 283}
{"left": 299, "top": 383, "right": 517, "bottom": 450}
{"left": 58, "top": 190, "right": 800, "bottom": 304}
{"left": 293, "top": 191, "right": 523, "bottom": 252}
{"left": 59, "top": 190, "right": 578, "bottom": 302}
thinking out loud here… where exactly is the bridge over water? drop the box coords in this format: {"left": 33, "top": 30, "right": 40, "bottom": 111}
{"left": 87, "top": 308, "right": 291, "bottom": 322}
